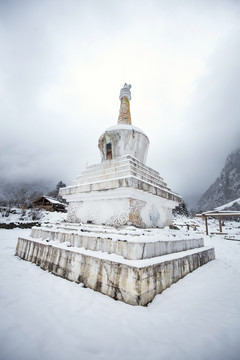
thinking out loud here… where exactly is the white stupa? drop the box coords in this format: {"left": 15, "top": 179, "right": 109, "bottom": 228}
{"left": 15, "top": 84, "right": 215, "bottom": 306}
{"left": 60, "top": 83, "right": 181, "bottom": 228}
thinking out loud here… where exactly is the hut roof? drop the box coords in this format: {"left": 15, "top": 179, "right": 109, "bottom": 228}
{"left": 33, "top": 196, "right": 65, "bottom": 206}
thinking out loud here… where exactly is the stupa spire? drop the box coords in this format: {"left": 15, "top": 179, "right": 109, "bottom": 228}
{"left": 118, "top": 83, "right": 132, "bottom": 125}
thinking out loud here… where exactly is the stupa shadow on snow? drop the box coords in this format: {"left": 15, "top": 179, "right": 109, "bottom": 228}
{"left": 15, "top": 84, "right": 215, "bottom": 306}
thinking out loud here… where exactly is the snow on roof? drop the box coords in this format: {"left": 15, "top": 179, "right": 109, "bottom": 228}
{"left": 196, "top": 210, "right": 240, "bottom": 217}
{"left": 44, "top": 197, "right": 65, "bottom": 205}
{"left": 33, "top": 196, "right": 65, "bottom": 206}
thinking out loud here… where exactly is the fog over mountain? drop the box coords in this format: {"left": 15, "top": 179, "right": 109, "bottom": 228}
{"left": 196, "top": 148, "right": 240, "bottom": 212}
{"left": 0, "top": 179, "right": 53, "bottom": 207}
{"left": 1, "top": 0, "right": 240, "bottom": 206}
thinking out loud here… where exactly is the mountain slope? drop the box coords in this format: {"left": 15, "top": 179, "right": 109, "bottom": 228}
{"left": 196, "top": 148, "right": 240, "bottom": 211}
{"left": 0, "top": 180, "right": 54, "bottom": 207}
{"left": 215, "top": 197, "right": 240, "bottom": 211}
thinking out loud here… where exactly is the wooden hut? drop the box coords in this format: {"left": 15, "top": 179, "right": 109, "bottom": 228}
{"left": 32, "top": 196, "right": 66, "bottom": 212}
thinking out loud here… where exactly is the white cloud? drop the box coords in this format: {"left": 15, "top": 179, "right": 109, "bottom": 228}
{"left": 0, "top": 0, "right": 240, "bottom": 206}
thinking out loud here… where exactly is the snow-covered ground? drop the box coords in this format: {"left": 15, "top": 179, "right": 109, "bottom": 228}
{"left": 0, "top": 218, "right": 240, "bottom": 360}
{"left": 0, "top": 208, "right": 66, "bottom": 224}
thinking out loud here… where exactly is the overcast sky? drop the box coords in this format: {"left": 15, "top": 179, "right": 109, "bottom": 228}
{"left": 1, "top": 0, "right": 240, "bottom": 205}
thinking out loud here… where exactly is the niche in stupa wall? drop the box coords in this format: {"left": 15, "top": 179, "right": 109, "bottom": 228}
{"left": 98, "top": 132, "right": 121, "bottom": 161}
{"left": 98, "top": 127, "right": 149, "bottom": 163}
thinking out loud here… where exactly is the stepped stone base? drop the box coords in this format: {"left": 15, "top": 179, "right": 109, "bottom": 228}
{"left": 30, "top": 223, "right": 205, "bottom": 260}
{"left": 15, "top": 223, "right": 215, "bottom": 306}
{"left": 59, "top": 155, "right": 182, "bottom": 228}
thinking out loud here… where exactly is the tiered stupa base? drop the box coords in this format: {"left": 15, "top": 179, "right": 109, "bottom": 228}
{"left": 60, "top": 155, "right": 182, "bottom": 228}
{"left": 16, "top": 223, "right": 215, "bottom": 306}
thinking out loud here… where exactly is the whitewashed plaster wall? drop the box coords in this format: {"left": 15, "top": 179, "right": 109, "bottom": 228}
{"left": 98, "top": 125, "right": 149, "bottom": 164}
{"left": 67, "top": 197, "right": 173, "bottom": 228}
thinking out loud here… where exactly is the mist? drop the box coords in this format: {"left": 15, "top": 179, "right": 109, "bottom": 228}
{"left": 1, "top": 0, "right": 240, "bottom": 207}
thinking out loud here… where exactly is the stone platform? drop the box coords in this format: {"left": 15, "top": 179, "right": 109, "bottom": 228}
{"left": 15, "top": 223, "right": 215, "bottom": 306}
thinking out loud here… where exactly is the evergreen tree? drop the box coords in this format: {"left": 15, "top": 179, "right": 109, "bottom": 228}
{"left": 47, "top": 181, "right": 66, "bottom": 200}
{"left": 173, "top": 201, "right": 189, "bottom": 217}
